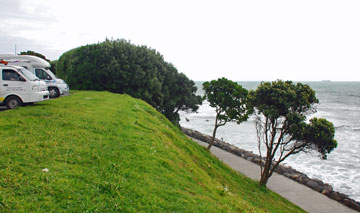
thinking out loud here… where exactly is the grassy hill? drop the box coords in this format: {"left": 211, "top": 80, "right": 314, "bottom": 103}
{"left": 0, "top": 91, "right": 304, "bottom": 212}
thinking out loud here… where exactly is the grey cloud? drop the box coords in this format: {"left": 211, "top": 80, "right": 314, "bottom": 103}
{"left": 1, "top": 0, "right": 22, "bottom": 17}
{"left": 1, "top": 0, "right": 61, "bottom": 59}
{"left": 0, "top": 32, "right": 63, "bottom": 60}
{"left": 1, "top": 0, "right": 56, "bottom": 24}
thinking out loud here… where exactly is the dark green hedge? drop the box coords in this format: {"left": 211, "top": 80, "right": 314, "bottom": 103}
{"left": 56, "top": 39, "right": 201, "bottom": 123}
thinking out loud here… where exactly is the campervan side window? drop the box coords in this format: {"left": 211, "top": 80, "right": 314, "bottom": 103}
{"left": 2, "top": 69, "right": 23, "bottom": 81}
{"left": 35, "top": 69, "right": 52, "bottom": 80}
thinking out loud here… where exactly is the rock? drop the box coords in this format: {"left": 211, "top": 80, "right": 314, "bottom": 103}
{"left": 280, "top": 166, "right": 294, "bottom": 175}
{"left": 329, "top": 192, "right": 343, "bottom": 202}
{"left": 312, "top": 178, "right": 324, "bottom": 186}
{"left": 253, "top": 157, "right": 261, "bottom": 164}
{"left": 289, "top": 174, "right": 300, "bottom": 180}
{"left": 321, "top": 184, "right": 333, "bottom": 196}
{"left": 338, "top": 192, "right": 350, "bottom": 201}
{"left": 296, "top": 176, "right": 308, "bottom": 185}
{"left": 282, "top": 173, "right": 292, "bottom": 178}
{"left": 343, "top": 199, "right": 360, "bottom": 211}
{"left": 306, "top": 180, "right": 324, "bottom": 192}
{"left": 234, "top": 150, "right": 244, "bottom": 158}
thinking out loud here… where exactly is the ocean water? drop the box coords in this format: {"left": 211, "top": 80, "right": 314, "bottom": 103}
{"left": 179, "top": 81, "right": 360, "bottom": 202}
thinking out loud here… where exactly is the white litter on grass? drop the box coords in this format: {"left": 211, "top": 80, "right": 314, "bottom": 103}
{"left": 42, "top": 168, "right": 49, "bottom": 173}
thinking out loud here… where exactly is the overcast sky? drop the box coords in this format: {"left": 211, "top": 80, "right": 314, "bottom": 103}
{"left": 1, "top": 0, "right": 360, "bottom": 81}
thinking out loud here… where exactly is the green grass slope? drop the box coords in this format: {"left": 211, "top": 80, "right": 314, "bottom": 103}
{"left": 0, "top": 91, "right": 304, "bottom": 212}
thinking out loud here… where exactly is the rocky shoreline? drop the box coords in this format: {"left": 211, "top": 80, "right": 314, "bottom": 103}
{"left": 181, "top": 127, "right": 360, "bottom": 212}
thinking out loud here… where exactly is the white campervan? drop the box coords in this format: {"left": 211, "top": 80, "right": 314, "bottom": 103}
{"left": 0, "top": 60, "right": 49, "bottom": 109}
{"left": 0, "top": 54, "right": 69, "bottom": 98}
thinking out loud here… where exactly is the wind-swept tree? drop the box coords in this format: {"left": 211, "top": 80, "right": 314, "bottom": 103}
{"left": 159, "top": 65, "right": 201, "bottom": 124}
{"left": 203, "top": 78, "right": 252, "bottom": 150}
{"left": 56, "top": 39, "right": 201, "bottom": 124}
{"left": 250, "top": 80, "right": 337, "bottom": 186}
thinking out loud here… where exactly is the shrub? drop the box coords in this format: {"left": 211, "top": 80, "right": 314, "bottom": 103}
{"left": 56, "top": 39, "right": 201, "bottom": 123}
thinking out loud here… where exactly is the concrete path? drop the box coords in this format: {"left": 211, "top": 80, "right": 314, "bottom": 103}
{"left": 190, "top": 138, "right": 356, "bottom": 213}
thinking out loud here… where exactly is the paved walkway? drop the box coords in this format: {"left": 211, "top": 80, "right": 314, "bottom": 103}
{"left": 190, "top": 138, "right": 356, "bottom": 213}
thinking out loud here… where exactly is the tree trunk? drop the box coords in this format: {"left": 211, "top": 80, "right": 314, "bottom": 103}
{"left": 207, "top": 125, "right": 218, "bottom": 150}
{"left": 207, "top": 115, "right": 219, "bottom": 150}
{"left": 260, "top": 172, "right": 270, "bottom": 186}
{"left": 259, "top": 155, "right": 272, "bottom": 186}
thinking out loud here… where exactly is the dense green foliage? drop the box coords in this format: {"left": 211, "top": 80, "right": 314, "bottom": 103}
{"left": 301, "top": 117, "right": 337, "bottom": 159}
{"left": 202, "top": 78, "right": 252, "bottom": 150}
{"left": 49, "top": 60, "right": 57, "bottom": 75}
{"left": 19, "top": 50, "right": 50, "bottom": 62}
{"left": 56, "top": 39, "right": 201, "bottom": 123}
{"left": 250, "top": 80, "right": 337, "bottom": 186}
{"left": 0, "top": 91, "right": 304, "bottom": 212}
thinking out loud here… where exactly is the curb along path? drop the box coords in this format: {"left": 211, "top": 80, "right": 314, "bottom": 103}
{"left": 183, "top": 128, "right": 358, "bottom": 213}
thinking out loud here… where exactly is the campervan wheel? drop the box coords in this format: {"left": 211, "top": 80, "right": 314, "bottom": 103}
{"left": 49, "top": 87, "right": 60, "bottom": 98}
{"left": 6, "top": 96, "right": 22, "bottom": 109}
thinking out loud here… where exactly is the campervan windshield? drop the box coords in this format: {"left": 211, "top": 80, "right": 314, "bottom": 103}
{"left": 17, "top": 67, "right": 39, "bottom": 81}
{"left": 45, "top": 69, "right": 57, "bottom": 79}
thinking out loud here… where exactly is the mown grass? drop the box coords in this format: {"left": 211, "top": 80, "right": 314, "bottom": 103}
{"left": 0, "top": 91, "right": 304, "bottom": 212}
